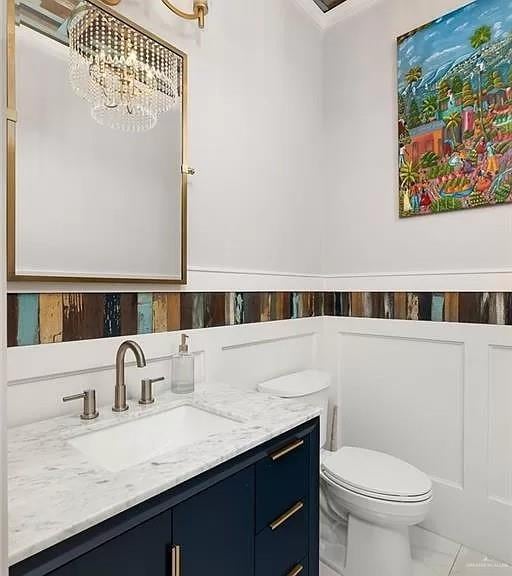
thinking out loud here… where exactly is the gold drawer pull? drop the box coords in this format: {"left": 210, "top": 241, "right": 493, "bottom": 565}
{"left": 270, "top": 439, "right": 304, "bottom": 461}
{"left": 288, "top": 564, "right": 304, "bottom": 576}
{"left": 270, "top": 501, "right": 304, "bottom": 531}
{"left": 171, "top": 545, "right": 181, "bottom": 576}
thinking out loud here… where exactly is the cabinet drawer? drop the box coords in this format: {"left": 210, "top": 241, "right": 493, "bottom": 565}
{"left": 255, "top": 500, "right": 307, "bottom": 576}
{"left": 256, "top": 435, "right": 307, "bottom": 532}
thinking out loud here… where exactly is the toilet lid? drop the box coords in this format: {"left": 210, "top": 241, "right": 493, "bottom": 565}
{"left": 258, "top": 370, "right": 330, "bottom": 398}
{"left": 322, "top": 447, "right": 432, "bottom": 499}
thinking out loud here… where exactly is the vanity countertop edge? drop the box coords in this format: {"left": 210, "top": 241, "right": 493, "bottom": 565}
{"left": 8, "top": 384, "right": 321, "bottom": 566}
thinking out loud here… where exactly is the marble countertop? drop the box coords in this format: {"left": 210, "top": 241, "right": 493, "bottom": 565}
{"left": 8, "top": 384, "right": 320, "bottom": 566}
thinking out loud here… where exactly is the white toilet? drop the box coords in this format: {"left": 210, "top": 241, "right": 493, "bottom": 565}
{"left": 258, "top": 370, "right": 433, "bottom": 576}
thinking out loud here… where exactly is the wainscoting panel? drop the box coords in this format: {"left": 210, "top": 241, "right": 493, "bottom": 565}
{"left": 488, "top": 345, "right": 512, "bottom": 506}
{"left": 220, "top": 333, "right": 317, "bottom": 389}
{"left": 7, "top": 318, "right": 323, "bottom": 427}
{"left": 337, "top": 332, "right": 465, "bottom": 487}
{"left": 323, "top": 317, "right": 512, "bottom": 565}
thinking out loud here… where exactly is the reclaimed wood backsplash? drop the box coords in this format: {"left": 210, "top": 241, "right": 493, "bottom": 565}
{"left": 7, "top": 292, "right": 512, "bottom": 347}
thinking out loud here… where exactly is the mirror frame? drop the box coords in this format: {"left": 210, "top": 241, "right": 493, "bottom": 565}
{"left": 6, "top": 0, "right": 188, "bottom": 284}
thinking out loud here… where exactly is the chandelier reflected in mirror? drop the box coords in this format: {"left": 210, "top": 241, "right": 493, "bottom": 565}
{"left": 68, "top": 1, "right": 182, "bottom": 132}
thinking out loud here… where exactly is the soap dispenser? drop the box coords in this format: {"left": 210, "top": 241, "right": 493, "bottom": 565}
{"left": 171, "top": 334, "right": 195, "bottom": 394}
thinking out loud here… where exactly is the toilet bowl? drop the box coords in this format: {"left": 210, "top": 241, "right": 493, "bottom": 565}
{"left": 258, "top": 371, "right": 433, "bottom": 576}
{"left": 321, "top": 447, "right": 432, "bottom": 576}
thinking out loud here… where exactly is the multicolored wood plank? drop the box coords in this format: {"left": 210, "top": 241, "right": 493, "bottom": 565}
{"left": 6, "top": 292, "right": 512, "bottom": 347}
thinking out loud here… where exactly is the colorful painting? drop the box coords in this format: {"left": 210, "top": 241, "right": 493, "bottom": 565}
{"left": 398, "top": 0, "right": 512, "bottom": 217}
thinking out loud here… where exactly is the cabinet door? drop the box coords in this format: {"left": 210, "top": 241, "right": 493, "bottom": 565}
{"left": 172, "top": 467, "right": 255, "bottom": 576}
{"left": 49, "top": 511, "right": 171, "bottom": 576}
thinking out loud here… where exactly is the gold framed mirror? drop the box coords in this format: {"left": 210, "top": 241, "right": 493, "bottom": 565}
{"left": 6, "top": 0, "right": 188, "bottom": 284}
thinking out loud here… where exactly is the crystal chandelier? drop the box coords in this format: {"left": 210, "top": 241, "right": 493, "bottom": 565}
{"left": 68, "top": 1, "right": 181, "bottom": 132}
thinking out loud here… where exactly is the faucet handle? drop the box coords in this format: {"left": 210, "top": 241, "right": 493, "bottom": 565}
{"left": 63, "top": 389, "right": 99, "bottom": 420}
{"left": 139, "top": 377, "right": 164, "bottom": 405}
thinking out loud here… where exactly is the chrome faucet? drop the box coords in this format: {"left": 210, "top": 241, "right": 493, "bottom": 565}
{"left": 113, "top": 340, "right": 147, "bottom": 412}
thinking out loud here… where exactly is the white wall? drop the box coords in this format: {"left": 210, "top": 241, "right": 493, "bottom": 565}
{"left": 122, "top": 0, "right": 324, "bottom": 277}
{"left": 323, "top": 0, "right": 512, "bottom": 290}
{"left": 9, "top": 0, "right": 325, "bottom": 293}
{"left": 323, "top": 316, "right": 512, "bottom": 564}
{"left": 184, "top": 0, "right": 324, "bottom": 277}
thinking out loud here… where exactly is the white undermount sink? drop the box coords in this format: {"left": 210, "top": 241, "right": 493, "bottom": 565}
{"left": 69, "top": 405, "right": 241, "bottom": 473}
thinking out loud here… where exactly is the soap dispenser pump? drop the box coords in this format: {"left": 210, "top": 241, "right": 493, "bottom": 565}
{"left": 171, "top": 334, "right": 195, "bottom": 394}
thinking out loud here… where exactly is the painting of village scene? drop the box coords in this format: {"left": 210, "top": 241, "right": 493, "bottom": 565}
{"left": 398, "top": 0, "right": 512, "bottom": 217}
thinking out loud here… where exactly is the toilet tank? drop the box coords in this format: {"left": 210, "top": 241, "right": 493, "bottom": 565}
{"left": 257, "top": 370, "right": 331, "bottom": 447}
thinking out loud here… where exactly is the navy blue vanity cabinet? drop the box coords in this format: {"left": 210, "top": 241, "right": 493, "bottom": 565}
{"left": 10, "top": 418, "right": 319, "bottom": 576}
{"left": 47, "top": 511, "right": 172, "bottom": 576}
{"left": 171, "top": 467, "right": 255, "bottom": 575}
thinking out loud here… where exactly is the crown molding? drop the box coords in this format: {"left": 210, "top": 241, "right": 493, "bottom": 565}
{"left": 323, "top": 0, "right": 381, "bottom": 27}
{"left": 292, "top": 0, "right": 383, "bottom": 30}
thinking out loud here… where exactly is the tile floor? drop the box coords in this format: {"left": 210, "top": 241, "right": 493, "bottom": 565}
{"left": 319, "top": 525, "right": 512, "bottom": 576}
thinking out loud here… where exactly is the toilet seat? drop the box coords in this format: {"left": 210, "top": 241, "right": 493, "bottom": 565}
{"left": 321, "top": 468, "right": 432, "bottom": 503}
{"left": 322, "top": 447, "right": 432, "bottom": 503}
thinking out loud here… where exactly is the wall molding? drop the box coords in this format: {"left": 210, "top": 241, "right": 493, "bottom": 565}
{"left": 186, "top": 267, "right": 325, "bottom": 291}
{"left": 291, "top": 0, "right": 327, "bottom": 29}
{"left": 7, "top": 267, "right": 326, "bottom": 294}
{"left": 323, "top": 269, "right": 512, "bottom": 292}
{"left": 325, "top": 267, "right": 512, "bottom": 277}
{"left": 322, "top": 0, "right": 382, "bottom": 27}
{"left": 9, "top": 265, "right": 512, "bottom": 294}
